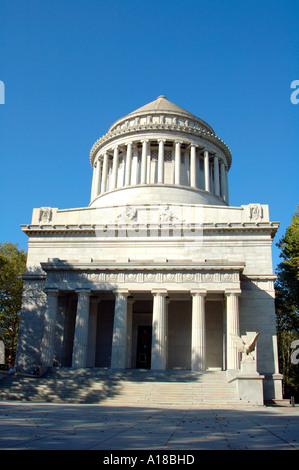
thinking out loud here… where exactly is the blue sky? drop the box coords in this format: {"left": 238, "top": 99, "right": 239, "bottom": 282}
{"left": 0, "top": 0, "right": 298, "bottom": 271}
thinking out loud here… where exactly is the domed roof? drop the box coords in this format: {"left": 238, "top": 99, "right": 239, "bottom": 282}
{"left": 108, "top": 95, "right": 214, "bottom": 134}
{"left": 127, "top": 95, "right": 198, "bottom": 118}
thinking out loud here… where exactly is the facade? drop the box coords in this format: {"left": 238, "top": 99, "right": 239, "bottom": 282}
{"left": 16, "top": 95, "right": 282, "bottom": 401}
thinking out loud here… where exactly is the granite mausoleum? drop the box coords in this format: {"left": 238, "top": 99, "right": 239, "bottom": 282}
{"left": 16, "top": 96, "right": 283, "bottom": 403}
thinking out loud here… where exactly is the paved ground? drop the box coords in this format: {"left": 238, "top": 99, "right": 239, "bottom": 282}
{"left": 0, "top": 401, "right": 299, "bottom": 452}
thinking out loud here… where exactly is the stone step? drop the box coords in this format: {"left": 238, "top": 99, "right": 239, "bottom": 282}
{"left": 0, "top": 368, "right": 250, "bottom": 406}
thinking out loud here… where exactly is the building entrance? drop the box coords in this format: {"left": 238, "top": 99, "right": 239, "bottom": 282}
{"left": 136, "top": 326, "right": 152, "bottom": 369}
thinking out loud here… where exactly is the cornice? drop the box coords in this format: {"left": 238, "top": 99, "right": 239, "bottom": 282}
{"left": 89, "top": 122, "right": 232, "bottom": 168}
{"left": 40, "top": 259, "right": 245, "bottom": 272}
{"left": 20, "top": 221, "right": 279, "bottom": 237}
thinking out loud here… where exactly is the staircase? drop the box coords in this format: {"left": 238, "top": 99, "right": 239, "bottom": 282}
{"left": 0, "top": 368, "right": 249, "bottom": 407}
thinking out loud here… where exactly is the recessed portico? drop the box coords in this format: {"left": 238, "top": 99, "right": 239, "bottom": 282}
{"left": 39, "top": 260, "right": 243, "bottom": 373}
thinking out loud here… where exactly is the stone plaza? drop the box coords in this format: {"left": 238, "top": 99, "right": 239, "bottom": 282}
{"left": 0, "top": 401, "right": 299, "bottom": 450}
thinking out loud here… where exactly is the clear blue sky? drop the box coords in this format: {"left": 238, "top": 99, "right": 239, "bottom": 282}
{"left": 1, "top": 0, "right": 298, "bottom": 271}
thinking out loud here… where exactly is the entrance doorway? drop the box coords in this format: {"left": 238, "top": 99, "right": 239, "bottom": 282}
{"left": 136, "top": 326, "right": 152, "bottom": 369}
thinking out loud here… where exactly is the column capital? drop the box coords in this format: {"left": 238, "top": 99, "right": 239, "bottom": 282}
{"left": 175, "top": 139, "right": 183, "bottom": 145}
{"left": 191, "top": 289, "right": 207, "bottom": 297}
{"left": 225, "top": 289, "right": 241, "bottom": 297}
{"left": 44, "top": 288, "right": 59, "bottom": 296}
{"left": 127, "top": 295, "right": 135, "bottom": 305}
{"left": 151, "top": 288, "right": 168, "bottom": 296}
{"left": 113, "top": 288, "right": 131, "bottom": 296}
{"left": 141, "top": 138, "right": 149, "bottom": 144}
{"left": 158, "top": 138, "right": 166, "bottom": 143}
{"left": 75, "top": 288, "right": 91, "bottom": 296}
{"left": 90, "top": 296, "right": 101, "bottom": 305}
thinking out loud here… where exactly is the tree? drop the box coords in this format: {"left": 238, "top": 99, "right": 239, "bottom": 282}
{"left": 275, "top": 205, "right": 299, "bottom": 397}
{"left": 0, "top": 242, "right": 27, "bottom": 366}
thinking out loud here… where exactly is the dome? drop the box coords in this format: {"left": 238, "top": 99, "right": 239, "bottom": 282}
{"left": 107, "top": 95, "right": 215, "bottom": 134}
{"left": 89, "top": 96, "right": 231, "bottom": 208}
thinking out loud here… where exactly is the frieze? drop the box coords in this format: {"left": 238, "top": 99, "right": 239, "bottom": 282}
{"left": 46, "top": 269, "right": 240, "bottom": 289}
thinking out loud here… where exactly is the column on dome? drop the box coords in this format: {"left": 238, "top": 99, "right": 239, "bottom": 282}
{"left": 90, "top": 164, "right": 96, "bottom": 201}
{"left": 225, "top": 170, "right": 229, "bottom": 204}
{"left": 131, "top": 145, "right": 138, "bottom": 185}
{"left": 125, "top": 141, "right": 133, "bottom": 186}
{"left": 111, "top": 146, "right": 119, "bottom": 190}
{"left": 93, "top": 157, "right": 102, "bottom": 198}
{"left": 151, "top": 289, "right": 168, "bottom": 370}
{"left": 213, "top": 154, "right": 220, "bottom": 197}
{"left": 141, "top": 139, "right": 148, "bottom": 184}
{"left": 111, "top": 289, "right": 130, "bottom": 369}
{"left": 220, "top": 160, "right": 227, "bottom": 201}
{"left": 191, "top": 290, "right": 206, "bottom": 371}
{"left": 190, "top": 144, "right": 197, "bottom": 188}
{"left": 101, "top": 151, "right": 109, "bottom": 193}
{"left": 146, "top": 141, "right": 151, "bottom": 183}
{"left": 204, "top": 149, "right": 210, "bottom": 192}
{"left": 225, "top": 290, "right": 241, "bottom": 370}
{"left": 72, "top": 289, "right": 91, "bottom": 368}
{"left": 40, "top": 289, "right": 59, "bottom": 366}
{"left": 158, "top": 139, "right": 165, "bottom": 183}
{"left": 174, "top": 140, "right": 182, "bottom": 185}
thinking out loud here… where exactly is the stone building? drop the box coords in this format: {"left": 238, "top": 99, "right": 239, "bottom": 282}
{"left": 16, "top": 95, "right": 282, "bottom": 402}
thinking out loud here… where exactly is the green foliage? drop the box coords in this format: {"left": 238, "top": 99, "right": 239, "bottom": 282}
{"left": 0, "top": 242, "right": 27, "bottom": 364}
{"left": 275, "top": 205, "right": 299, "bottom": 398}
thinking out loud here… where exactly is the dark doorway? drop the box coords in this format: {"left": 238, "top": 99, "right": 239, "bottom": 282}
{"left": 136, "top": 326, "right": 152, "bottom": 369}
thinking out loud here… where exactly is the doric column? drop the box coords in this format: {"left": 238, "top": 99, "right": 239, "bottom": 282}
{"left": 225, "top": 170, "right": 229, "bottom": 203}
{"left": 213, "top": 154, "right": 220, "bottom": 197}
{"left": 158, "top": 139, "right": 165, "bottom": 183}
{"left": 72, "top": 289, "right": 91, "bottom": 368}
{"left": 111, "top": 289, "right": 130, "bottom": 369}
{"left": 40, "top": 289, "right": 59, "bottom": 366}
{"left": 146, "top": 142, "right": 151, "bottom": 183}
{"left": 111, "top": 146, "right": 119, "bottom": 190}
{"left": 174, "top": 140, "right": 182, "bottom": 185}
{"left": 151, "top": 289, "right": 168, "bottom": 370}
{"left": 90, "top": 165, "right": 96, "bottom": 201}
{"left": 225, "top": 290, "right": 241, "bottom": 370}
{"left": 220, "top": 160, "right": 226, "bottom": 200}
{"left": 94, "top": 157, "right": 102, "bottom": 197}
{"left": 125, "top": 142, "right": 133, "bottom": 186}
{"left": 190, "top": 144, "right": 197, "bottom": 188}
{"left": 191, "top": 290, "right": 207, "bottom": 371}
{"left": 131, "top": 145, "right": 138, "bottom": 185}
{"left": 204, "top": 149, "right": 210, "bottom": 192}
{"left": 141, "top": 140, "right": 148, "bottom": 184}
{"left": 101, "top": 151, "right": 109, "bottom": 193}
{"left": 126, "top": 296, "right": 135, "bottom": 368}
{"left": 86, "top": 297, "right": 99, "bottom": 367}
